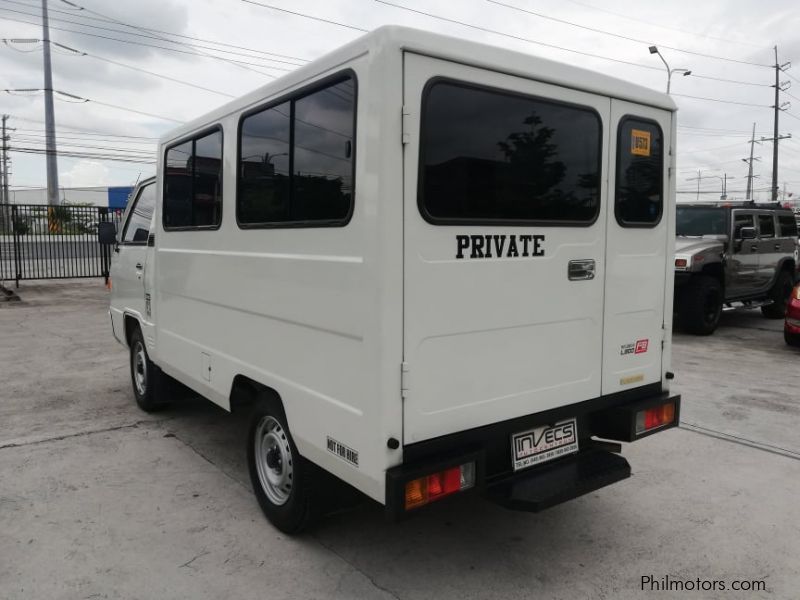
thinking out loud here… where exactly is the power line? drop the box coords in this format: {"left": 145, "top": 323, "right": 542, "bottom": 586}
{"left": 11, "top": 146, "right": 155, "bottom": 164}
{"left": 558, "top": 0, "right": 769, "bottom": 50}
{"left": 672, "top": 93, "right": 771, "bottom": 108}
{"left": 12, "top": 117, "right": 160, "bottom": 139}
{"left": 689, "top": 73, "right": 773, "bottom": 87}
{"left": 372, "top": 0, "right": 664, "bottom": 72}
{"left": 240, "top": 0, "right": 368, "bottom": 32}
{"left": 4, "top": 0, "right": 311, "bottom": 63}
{"left": 485, "top": 0, "right": 772, "bottom": 68}
{"left": 0, "top": 8, "right": 290, "bottom": 74}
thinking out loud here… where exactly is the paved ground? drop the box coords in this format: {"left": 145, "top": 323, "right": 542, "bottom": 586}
{"left": 1, "top": 280, "right": 799, "bottom": 599}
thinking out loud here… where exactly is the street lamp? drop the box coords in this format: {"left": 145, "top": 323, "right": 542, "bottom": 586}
{"left": 649, "top": 46, "right": 691, "bottom": 94}
{"left": 707, "top": 174, "right": 735, "bottom": 200}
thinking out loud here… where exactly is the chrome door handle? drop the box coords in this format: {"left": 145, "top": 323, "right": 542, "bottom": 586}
{"left": 774, "top": 243, "right": 781, "bottom": 250}
{"left": 568, "top": 259, "right": 595, "bottom": 281}
{"left": 135, "top": 262, "right": 143, "bottom": 270}
{"left": 750, "top": 245, "right": 758, "bottom": 252}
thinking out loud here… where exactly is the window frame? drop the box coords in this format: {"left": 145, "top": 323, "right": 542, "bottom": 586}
{"left": 614, "top": 115, "right": 665, "bottom": 229}
{"left": 757, "top": 213, "right": 775, "bottom": 238}
{"left": 778, "top": 213, "right": 798, "bottom": 237}
{"left": 162, "top": 124, "right": 224, "bottom": 232}
{"left": 120, "top": 181, "right": 156, "bottom": 246}
{"left": 416, "top": 77, "right": 604, "bottom": 227}
{"left": 235, "top": 69, "right": 358, "bottom": 230}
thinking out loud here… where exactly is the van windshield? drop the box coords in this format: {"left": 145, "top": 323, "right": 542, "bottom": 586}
{"left": 676, "top": 206, "right": 727, "bottom": 236}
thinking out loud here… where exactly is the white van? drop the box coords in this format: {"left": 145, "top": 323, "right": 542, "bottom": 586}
{"left": 100, "top": 26, "right": 681, "bottom": 533}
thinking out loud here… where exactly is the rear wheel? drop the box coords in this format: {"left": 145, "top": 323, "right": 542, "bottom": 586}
{"left": 761, "top": 270, "right": 793, "bottom": 319}
{"left": 247, "top": 395, "right": 320, "bottom": 533}
{"left": 785, "top": 329, "right": 800, "bottom": 347}
{"left": 681, "top": 275, "right": 723, "bottom": 335}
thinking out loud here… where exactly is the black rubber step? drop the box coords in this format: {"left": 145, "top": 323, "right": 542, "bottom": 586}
{"left": 486, "top": 449, "right": 631, "bottom": 512}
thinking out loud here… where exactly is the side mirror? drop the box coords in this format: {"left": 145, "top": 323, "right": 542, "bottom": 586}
{"left": 98, "top": 221, "right": 117, "bottom": 245}
{"left": 739, "top": 226, "right": 756, "bottom": 240}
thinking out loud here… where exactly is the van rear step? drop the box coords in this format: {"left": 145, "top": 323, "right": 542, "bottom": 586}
{"left": 486, "top": 449, "right": 631, "bottom": 512}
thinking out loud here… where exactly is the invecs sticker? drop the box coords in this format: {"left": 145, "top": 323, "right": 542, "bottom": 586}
{"left": 631, "top": 129, "right": 651, "bottom": 156}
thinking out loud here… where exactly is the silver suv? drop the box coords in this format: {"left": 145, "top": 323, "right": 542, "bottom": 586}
{"left": 674, "top": 203, "right": 799, "bottom": 335}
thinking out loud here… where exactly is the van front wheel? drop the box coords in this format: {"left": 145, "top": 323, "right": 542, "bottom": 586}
{"left": 247, "top": 396, "right": 319, "bottom": 533}
{"left": 129, "top": 327, "right": 168, "bottom": 412}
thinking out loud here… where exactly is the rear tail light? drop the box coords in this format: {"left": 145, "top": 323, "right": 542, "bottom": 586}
{"left": 404, "top": 462, "right": 476, "bottom": 510}
{"left": 635, "top": 402, "right": 676, "bottom": 435}
{"left": 674, "top": 258, "right": 688, "bottom": 268}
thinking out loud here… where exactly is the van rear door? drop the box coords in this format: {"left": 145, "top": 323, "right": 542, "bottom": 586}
{"left": 601, "top": 101, "right": 671, "bottom": 395}
{"left": 401, "top": 53, "right": 610, "bottom": 444}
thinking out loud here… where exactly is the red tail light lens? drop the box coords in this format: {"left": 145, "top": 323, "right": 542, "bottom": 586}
{"left": 635, "top": 402, "right": 676, "bottom": 434}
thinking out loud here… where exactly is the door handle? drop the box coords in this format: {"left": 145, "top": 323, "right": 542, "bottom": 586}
{"left": 568, "top": 259, "right": 595, "bottom": 281}
{"left": 750, "top": 245, "right": 758, "bottom": 252}
{"left": 774, "top": 243, "right": 781, "bottom": 251}
{"left": 135, "top": 262, "right": 143, "bottom": 270}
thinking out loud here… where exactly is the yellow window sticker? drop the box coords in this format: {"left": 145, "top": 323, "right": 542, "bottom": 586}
{"left": 631, "top": 129, "right": 651, "bottom": 156}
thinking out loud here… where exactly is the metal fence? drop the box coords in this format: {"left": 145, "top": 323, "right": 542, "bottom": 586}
{"left": 0, "top": 203, "right": 124, "bottom": 287}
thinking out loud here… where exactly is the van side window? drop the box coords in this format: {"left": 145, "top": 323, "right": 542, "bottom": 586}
{"left": 778, "top": 214, "right": 797, "bottom": 237}
{"left": 615, "top": 117, "right": 663, "bottom": 227}
{"left": 238, "top": 75, "right": 355, "bottom": 226}
{"left": 758, "top": 214, "right": 775, "bottom": 238}
{"left": 122, "top": 183, "right": 156, "bottom": 243}
{"left": 419, "top": 80, "right": 601, "bottom": 224}
{"left": 163, "top": 129, "right": 223, "bottom": 230}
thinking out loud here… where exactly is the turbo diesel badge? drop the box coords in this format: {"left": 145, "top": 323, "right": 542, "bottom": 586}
{"left": 456, "top": 234, "right": 545, "bottom": 259}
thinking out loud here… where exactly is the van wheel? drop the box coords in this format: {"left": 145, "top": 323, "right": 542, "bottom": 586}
{"left": 761, "top": 270, "right": 793, "bottom": 319}
{"left": 681, "top": 276, "right": 722, "bottom": 335}
{"left": 785, "top": 329, "right": 800, "bottom": 347}
{"left": 247, "top": 396, "right": 319, "bottom": 533}
{"left": 129, "top": 327, "right": 168, "bottom": 412}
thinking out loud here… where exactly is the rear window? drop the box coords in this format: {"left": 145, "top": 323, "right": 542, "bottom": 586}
{"left": 615, "top": 117, "right": 663, "bottom": 226}
{"left": 779, "top": 214, "right": 798, "bottom": 237}
{"left": 758, "top": 214, "right": 775, "bottom": 238}
{"left": 419, "top": 80, "right": 602, "bottom": 225}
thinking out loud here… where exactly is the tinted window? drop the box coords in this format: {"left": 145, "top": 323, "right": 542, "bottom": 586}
{"left": 778, "top": 214, "right": 797, "bottom": 237}
{"left": 164, "top": 129, "right": 223, "bottom": 229}
{"left": 122, "top": 184, "right": 156, "bottom": 243}
{"left": 758, "top": 214, "right": 775, "bottom": 238}
{"left": 420, "top": 81, "right": 601, "bottom": 223}
{"left": 238, "top": 76, "right": 355, "bottom": 226}
{"left": 616, "top": 118, "right": 663, "bottom": 226}
{"left": 733, "top": 213, "right": 755, "bottom": 238}
{"left": 676, "top": 207, "right": 726, "bottom": 236}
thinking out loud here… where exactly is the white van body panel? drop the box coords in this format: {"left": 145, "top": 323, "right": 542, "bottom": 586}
{"left": 107, "top": 26, "right": 677, "bottom": 506}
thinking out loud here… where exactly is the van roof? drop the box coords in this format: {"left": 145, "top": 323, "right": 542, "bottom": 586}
{"left": 162, "top": 25, "right": 677, "bottom": 145}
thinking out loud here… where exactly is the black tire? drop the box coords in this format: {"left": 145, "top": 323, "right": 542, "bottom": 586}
{"left": 247, "top": 394, "right": 319, "bottom": 534}
{"left": 129, "top": 326, "right": 168, "bottom": 412}
{"left": 761, "top": 270, "right": 793, "bottom": 319}
{"left": 681, "top": 275, "right": 723, "bottom": 335}
{"left": 785, "top": 329, "right": 800, "bottom": 347}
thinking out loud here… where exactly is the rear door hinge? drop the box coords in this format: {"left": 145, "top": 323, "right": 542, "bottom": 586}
{"left": 401, "top": 105, "right": 411, "bottom": 145}
{"left": 401, "top": 361, "right": 410, "bottom": 399}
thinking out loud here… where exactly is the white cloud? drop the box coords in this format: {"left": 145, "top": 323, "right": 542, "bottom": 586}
{"left": 59, "top": 160, "right": 111, "bottom": 187}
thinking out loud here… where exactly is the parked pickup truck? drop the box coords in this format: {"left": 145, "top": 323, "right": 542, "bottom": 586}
{"left": 674, "top": 202, "right": 799, "bottom": 335}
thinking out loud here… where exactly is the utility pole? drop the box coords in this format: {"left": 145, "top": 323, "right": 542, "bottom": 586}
{"left": 770, "top": 47, "right": 792, "bottom": 203}
{"left": 744, "top": 123, "right": 758, "bottom": 201}
{"left": 41, "top": 0, "right": 60, "bottom": 205}
{"left": 1, "top": 114, "right": 9, "bottom": 204}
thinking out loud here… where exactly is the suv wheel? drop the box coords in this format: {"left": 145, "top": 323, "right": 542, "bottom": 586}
{"left": 761, "top": 270, "right": 793, "bottom": 319}
{"left": 681, "top": 275, "right": 723, "bottom": 335}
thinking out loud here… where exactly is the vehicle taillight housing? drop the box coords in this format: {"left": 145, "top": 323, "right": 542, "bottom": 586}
{"left": 635, "top": 402, "right": 676, "bottom": 435}
{"left": 674, "top": 258, "right": 688, "bottom": 269}
{"left": 404, "top": 462, "right": 476, "bottom": 510}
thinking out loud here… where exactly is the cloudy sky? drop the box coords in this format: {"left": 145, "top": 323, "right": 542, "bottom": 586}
{"left": 1, "top": 0, "right": 799, "bottom": 201}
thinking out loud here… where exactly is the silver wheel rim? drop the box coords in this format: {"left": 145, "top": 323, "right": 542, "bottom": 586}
{"left": 254, "top": 415, "right": 293, "bottom": 506}
{"left": 133, "top": 341, "right": 147, "bottom": 396}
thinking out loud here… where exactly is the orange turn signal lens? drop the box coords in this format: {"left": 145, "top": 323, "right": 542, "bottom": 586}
{"left": 404, "top": 462, "right": 476, "bottom": 511}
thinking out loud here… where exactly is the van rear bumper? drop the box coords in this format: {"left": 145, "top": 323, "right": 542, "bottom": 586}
{"left": 385, "top": 384, "right": 680, "bottom": 519}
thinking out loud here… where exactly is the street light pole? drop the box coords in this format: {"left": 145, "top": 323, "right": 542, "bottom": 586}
{"left": 41, "top": 0, "right": 60, "bottom": 206}
{"left": 649, "top": 46, "right": 691, "bottom": 93}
